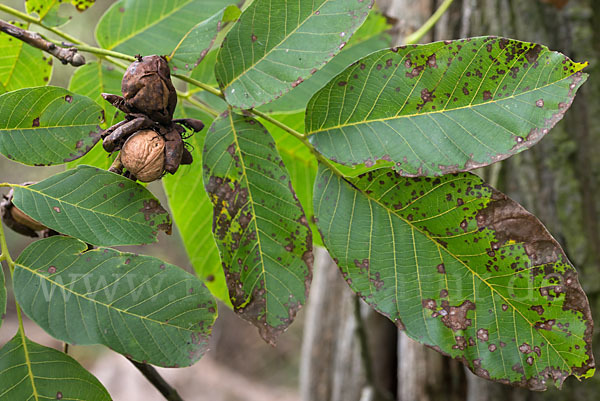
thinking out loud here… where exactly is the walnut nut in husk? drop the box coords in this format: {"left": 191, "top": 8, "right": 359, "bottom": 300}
{"left": 120, "top": 130, "right": 166, "bottom": 183}
{"left": 100, "top": 54, "right": 203, "bottom": 182}
{"left": 1, "top": 186, "right": 47, "bottom": 237}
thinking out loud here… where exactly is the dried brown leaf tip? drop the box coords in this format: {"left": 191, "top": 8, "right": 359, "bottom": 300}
{"left": 101, "top": 55, "right": 204, "bottom": 182}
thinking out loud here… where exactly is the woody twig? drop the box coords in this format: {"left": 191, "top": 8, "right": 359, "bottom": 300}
{"left": 0, "top": 19, "right": 85, "bottom": 66}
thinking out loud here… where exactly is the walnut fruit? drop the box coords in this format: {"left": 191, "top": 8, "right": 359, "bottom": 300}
{"left": 1, "top": 186, "right": 47, "bottom": 237}
{"left": 121, "top": 55, "right": 177, "bottom": 124}
{"left": 120, "top": 130, "right": 166, "bottom": 183}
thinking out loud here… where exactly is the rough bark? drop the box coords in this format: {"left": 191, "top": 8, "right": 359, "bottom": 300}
{"left": 299, "top": 247, "right": 397, "bottom": 401}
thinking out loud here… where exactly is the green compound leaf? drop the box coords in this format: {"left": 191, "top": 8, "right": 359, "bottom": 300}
{"left": 314, "top": 165, "right": 594, "bottom": 389}
{"left": 163, "top": 105, "right": 230, "bottom": 306}
{"left": 0, "top": 334, "right": 111, "bottom": 401}
{"left": 96, "top": 0, "right": 232, "bottom": 56}
{"left": 14, "top": 236, "right": 217, "bottom": 368}
{"left": 258, "top": 9, "right": 391, "bottom": 114}
{"left": 169, "top": 5, "right": 241, "bottom": 74}
{"left": 26, "top": 0, "right": 95, "bottom": 19}
{"left": 215, "top": 0, "right": 373, "bottom": 109}
{"left": 68, "top": 61, "right": 124, "bottom": 169}
{"left": 0, "top": 87, "right": 103, "bottom": 166}
{"left": 11, "top": 166, "right": 172, "bottom": 247}
{"left": 306, "top": 37, "right": 588, "bottom": 176}
{"left": 0, "top": 22, "right": 52, "bottom": 94}
{"left": 203, "top": 111, "right": 313, "bottom": 344}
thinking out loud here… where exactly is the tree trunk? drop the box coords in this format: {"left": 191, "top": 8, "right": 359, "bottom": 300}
{"left": 299, "top": 247, "right": 397, "bottom": 401}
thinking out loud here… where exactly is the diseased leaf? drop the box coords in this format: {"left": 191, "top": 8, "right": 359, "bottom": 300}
{"left": 0, "top": 87, "right": 103, "bottom": 165}
{"left": 11, "top": 165, "right": 171, "bottom": 246}
{"left": 14, "top": 236, "right": 217, "bottom": 367}
{"left": 306, "top": 37, "right": 588, "bottom": 176}
{"left": 314, "top": 164, "right": 594, "bottom": 389}
{"left": 0, "top": 334, "right": 111, "bottom": 401}
{"left": 26, "top": 0, "right": 95, "bottom": 19}
{"left": 163, "top": 105, "right": 230, "bottom": 305}
{"left": 0, "top": 22, "right": 52, "bottom": 94}
{"left": 215, "top": 0, "right": 373, "bottom": 109}
{"left": 260, "top": 112, "right": 322, "bottom": 247}
{"left": 96, "top": 0, "right": 232, "bottom": 56}
{"left": 203, "top": 111, "right": 313, "bottom": 343}
{"left": 169, "top": 5, "right": 241, "bottom": 74}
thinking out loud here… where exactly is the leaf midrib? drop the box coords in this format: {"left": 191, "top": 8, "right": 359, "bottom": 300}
{"left": 221, "top": 0, "right": 329, "bottom": 89}
{"left": 16, "top": 262, "right": 195, "bottom": 331}
{"left": 14, "top": 183, "right": 160, "bottom": 231}
{"left": 306, "top": 68, "right": 583, "bottom": 135}
{"left": 104, "top": 0, "right": 195, "bottom": 50}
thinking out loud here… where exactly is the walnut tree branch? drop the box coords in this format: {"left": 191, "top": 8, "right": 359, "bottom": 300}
{"left": 127, "top": 358, "right": 184, "bottom": 401}
{"left": 0, "top": 19, "right": 85, "bottom": 66}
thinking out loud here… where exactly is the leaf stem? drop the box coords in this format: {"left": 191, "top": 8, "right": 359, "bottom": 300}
{"left": 0, "top": 206, "right": 28, "bottom": 349}
{"left": 181, "top": 95, "right": 220, "bottom": 118}
{"left": 127, "top": 358, "right": 185, "bottom": 401}
{"left": 173, "top": 74, "right": 224, "bottom": 98}
{"left": 404, "top": 0, "right": 454, "bottom": 45}
{"left": 250, "top": 109, "right": 345, "bottom": 176}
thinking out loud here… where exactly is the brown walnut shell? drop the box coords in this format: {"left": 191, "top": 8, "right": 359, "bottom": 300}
{"left": 120, "top": 130, "right": 166, "bottom": 183}
{"left": 11, "top": 206, "right": 47, "bottom": 231}
{"left": 1, "top": 186, "right": 47, "bottom": 237}
{"left": 121, "top": 55, "right": 177, "bottom": 124}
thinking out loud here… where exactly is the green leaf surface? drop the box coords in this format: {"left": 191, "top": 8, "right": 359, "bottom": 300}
{"left": 258, "top": 10, "right": 391, "bottom": 114}
{"left": 0, "top": 334, "right": 111, "bottom": 401}
{"left": 260, "top": 112, "right": 322, "bottom": 247}
{"left": 314, "top": 164, "right": 594, "bottom": 389}
{"left": 163, "top": 105, "right": 230, "bottom": 305}
{"left": 95, "top": 0, "right": 232, "bottom": 56}
{"left": 11, "top": 165, "right": 172, "bottom": 246}
{"left": 68, "top": 61, "right": 124, "bottom": 169}
{"left": 42, "top": 5, "right": 72, "bottom": 28}
{"left": 68, "top": 61, "right": 124, "bottom": 128}
{"left": 14, "top": 236, "right": 217, "bottom": 367}
{"left": 169, "top": 5, "right": 241, "bottom": 74}
{"left": 203, "top": 111, "right": 313, "bottom": 343}
{"left": 306, "top": 37, "right": 588, "bottom": 176}
{"left": 0, "top": 87, "right": 103, "bottom": 166}
{"left": 0, "top": 22, "right": 52, "bottom": 94}
{"left": 26, "top": 0, "right": 95, "bottom": 19}
{"left": 215, "top": 0, "right": 373, "bottom": 109}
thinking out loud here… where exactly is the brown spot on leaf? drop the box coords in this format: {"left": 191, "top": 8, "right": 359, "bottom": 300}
{"left": 440, "top": 300, "right": 476, "bottom": 331}
{"left": 477, "top": 328, "right": 489, "bottom": 342}
{"left": 64, "top": 95, "right": 72, "bottom": 103}
{"left": 524, "top": 44, "right": 542, "bottom": 64}
{"left": 32, "top": 117, "right": 40, "bottom": 127}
